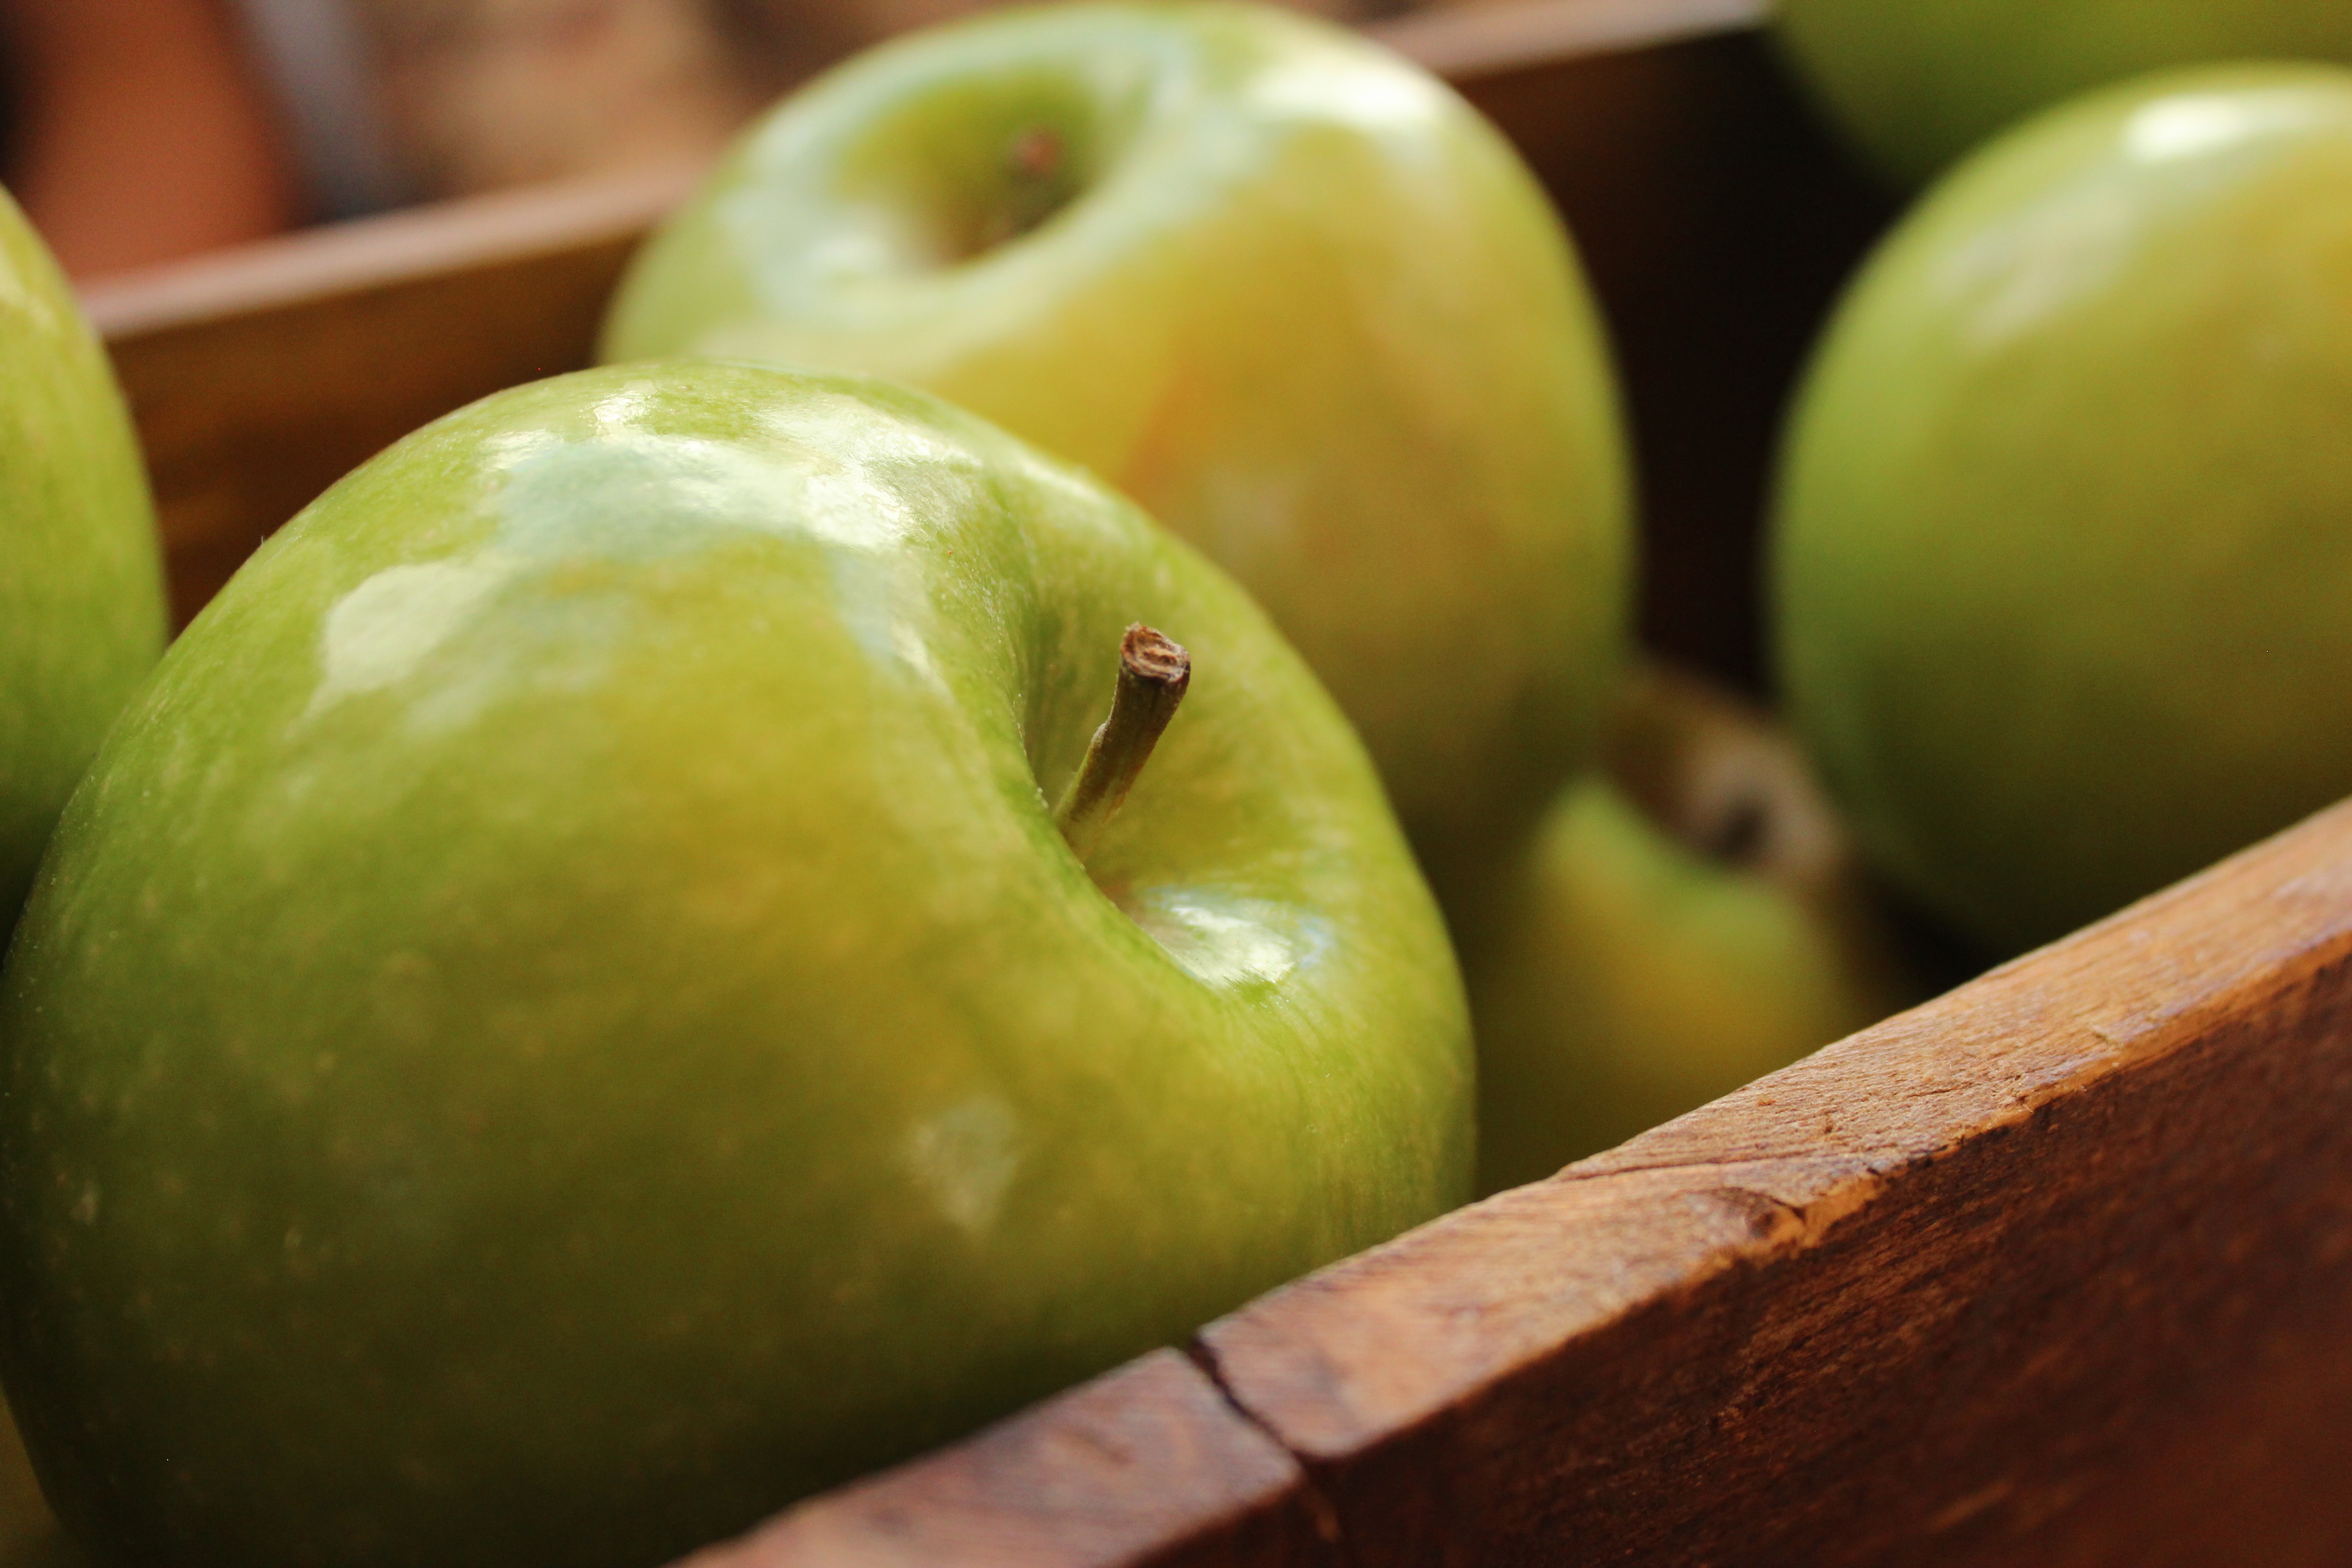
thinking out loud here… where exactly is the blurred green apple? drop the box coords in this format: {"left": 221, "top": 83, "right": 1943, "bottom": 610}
{"left": 0, "top": 1404, "right": 69, "bottom": 1568}
{"left": 1462, "top": 666, "right": 1914, "bottom": 1195}
{"left": 1774, "top": 0, "right": 2352, "bottom": 186}
{"left": 0, "top": 362, "right": 1470, "bottom": 1568}
{"left": 1773, "top": 65, "right": 2352, "bottom": 955}
{"left": 0, "top": 187, "right": 167, "bottom": 926}
{"left": 602, "top": 1, "right": 1634, "bottom": 887}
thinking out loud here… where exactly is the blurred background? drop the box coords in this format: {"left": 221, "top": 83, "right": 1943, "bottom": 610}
{"left": 0, "top": 0, "right": 1431, "bottom": 280}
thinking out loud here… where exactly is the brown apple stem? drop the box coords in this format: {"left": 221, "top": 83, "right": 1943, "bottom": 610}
{"left": 1054, "top": 625, "right": 1191, "bottom": 863}
{"left": 985, "top": 127, "right": 1069, "bottom": 247}
{"left": 1008, "top": 126, "right": 1063, "bottom": 181}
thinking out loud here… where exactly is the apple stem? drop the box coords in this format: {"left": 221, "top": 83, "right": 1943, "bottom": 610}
{"left": 981, "top": 127, "right": 1070, "bottom": 248}
{"left": 1054, "top": 625, "right": 1191, "bottom": 863}
{"left": 1009, "top": 126, "right": 1063, "bottom": 181}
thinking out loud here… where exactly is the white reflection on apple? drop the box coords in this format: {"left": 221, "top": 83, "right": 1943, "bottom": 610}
{"left": 900, "top": 1092, "right": 1023, "bottom": 1239}
{"left": 1242, "top": 56, "right": 1446, "bottom": 141}
{"left": 1122, "top": 887, "right": 1331, "bottom": 991}
{"left": 309, "top": 415, "right": 978, "bottom": 714}
{"left": 1938, "top": 186, "right": 2134, "bottom": 350}
{"left": 1931, "top": 84, "right": 2346, "bottom": 353}
{"left": 2126, "top": 93, "right": 2326, "bottom": 164}
{"left": 310, "top": 558, "right": 512, "bottom": 713}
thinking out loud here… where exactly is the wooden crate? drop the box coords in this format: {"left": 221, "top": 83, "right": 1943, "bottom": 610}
{"left": 78, "top": 2, "right": 2352, "bottom": 1563}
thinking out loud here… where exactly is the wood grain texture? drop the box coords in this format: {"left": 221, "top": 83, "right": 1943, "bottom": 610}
{"left": 673, "top": 1350, "right": 1334, "bottom": 1568}
{"left": 1199, "top": 797, "right": 2352, "bottom": 1566}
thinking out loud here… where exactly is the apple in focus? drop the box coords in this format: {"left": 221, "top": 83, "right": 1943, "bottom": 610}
{"left": 1462, "top": 666, "right": 1916, "bottom": 1195}
{"left": 601, "top": 1, "right": 1635, "bottom": 889}
{"left": 0, "top": 187, "right": 168, "bottom": 926}
{"left": 1773, "top": 65, "right": 2352, "bottom": 955}
{"left": 0, "top": 362, "right": 1471, "bottom": 1568}
{"left": 1774, "top": 0, "right": 2352, "bottom": 186}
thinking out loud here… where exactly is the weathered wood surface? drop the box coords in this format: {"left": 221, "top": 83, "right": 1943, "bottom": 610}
{"left": 698, "top": 796, "right": 2352, "bottom": 1568}
{"left": 678, "top": 1352, "right": 1334, "bottom": 1568}
{"left": 83, "top": 0, "right": 1886, "bottom": 679}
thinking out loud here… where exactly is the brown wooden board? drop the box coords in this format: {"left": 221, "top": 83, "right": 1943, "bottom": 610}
{"left": 676, "top": 1351, "right": 1336, "bottom": 1568}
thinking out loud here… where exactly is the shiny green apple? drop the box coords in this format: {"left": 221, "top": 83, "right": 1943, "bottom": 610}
{"left": 0, "top": 186, "right": 167, "bottom": 926}
{"left": 601, "top": 1, "right": 1634, "bottom": 888}
{"left": 1461, "top": 666, "right": 1914, "bottom": 1195}
{"left": 1773, "top": 65, "right": 2352, "bottom": 955}
{"left": 0, "top": 361, "right": 1470, "bottom": 1568}
{"left": 1774, "top": 0, "right": 2352, "bottom": 186}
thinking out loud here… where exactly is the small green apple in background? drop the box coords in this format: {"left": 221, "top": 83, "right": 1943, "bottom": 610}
{"left": 0, "top": 187, "right": 168, "bottom": 926}
{"left": 1774, "top": 0, "right": 2352, "bottom": 186}
{"left": 1773, "top": 64, "right": 2352, "bottom": 956}
{"left": 0, "top": 362, "right": 1470, "bottom": 1568}
{"left": 1462, "top": 665, "right": 1916, "bottom": 1196}
{"left": 601, "top": 1, "right": 1634, "bottom": 891}
{"left": 0, "top": 1411, "right": 68, "bottom": 1568}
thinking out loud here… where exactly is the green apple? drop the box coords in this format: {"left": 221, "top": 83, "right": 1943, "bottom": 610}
{"left": 1774, "top": 0, "right": 2352, "bottom": 186}
{"left": 0, "top": 361, "right": 1470, "bottom": 1568}
{"left": 600, "top": 1, "right": 1634, "bottom": 889}
{"left": 0, "top": 187, "right": 167, "bottom": 926}
{"left": 1462, "top": 666, "right": 1915, "bottom": 1195}
{"left": 1772, "top": 64, "right": 2352, "bottom": 955}
{"left": 0, "top": 1401, "right": 69, "bottom": 1568}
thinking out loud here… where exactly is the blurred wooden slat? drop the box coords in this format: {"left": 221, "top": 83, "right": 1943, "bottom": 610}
{"left": 1370, "top": 0, "right": 1764, "bottom": 78}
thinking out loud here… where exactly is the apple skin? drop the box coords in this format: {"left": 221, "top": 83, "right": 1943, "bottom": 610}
{"left": 0, "top": 1403, "right": 68, "bottom": 1568}
{"left": 0, "top": 361, "right": 1470, "bottom": 1568}
{"left": 1774, "top": 0, "right": 2352, "bottom": 186}
{"left": 1461, "top": 666, "right": 1914, "bottom": 1195}
{"left": 0, "top": 188, "right": 168, "bottom": 926}
{"left": 600, "top": 1, "right": 1635, "bottom": 888}
{"left": 1772, "top": 65, "right": 2352, "bottom": 956}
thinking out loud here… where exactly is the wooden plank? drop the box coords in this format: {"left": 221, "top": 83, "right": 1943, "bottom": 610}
{"left": 674, "top": 1350, "right": 1335, "bottom": 1568}
{"left": 1370, "top": 0, "right": 1766, "bottom": 78}
{"left": 1197, "top": 796, "right": 2352, "bottom": 1566}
